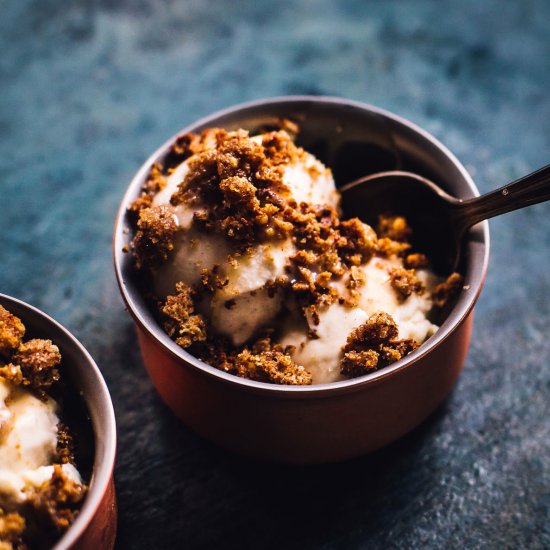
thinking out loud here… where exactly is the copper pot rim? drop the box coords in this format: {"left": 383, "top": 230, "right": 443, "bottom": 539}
{"left": 0, "top": 294, "right": 117, "bottom": 550}
{"left": 113, "top": 95, "right": 490, "bottom": 398}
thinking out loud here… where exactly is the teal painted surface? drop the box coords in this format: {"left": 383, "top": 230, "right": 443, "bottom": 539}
{"left": 1, "top": 1, "right": 549, "bottom": 548}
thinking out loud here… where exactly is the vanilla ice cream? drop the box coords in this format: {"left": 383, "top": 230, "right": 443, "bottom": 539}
{"left": 130, "top": 127, "right": 454, "bottom": 385}
{"left": 149, "top": 133, "right": 338, "bottom": 345}
{"left": 0, "top": 304, "right": 87, "bottom": 547}
{"left": 0, "top": 379, "right": 81, "bottom": 507}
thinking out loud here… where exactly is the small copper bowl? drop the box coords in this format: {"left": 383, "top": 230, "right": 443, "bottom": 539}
{"left": 113, "top": 97, "right": 489, "bottom": 463}
{"left": 0, "top": 294, "right": 117, "bottom": 549}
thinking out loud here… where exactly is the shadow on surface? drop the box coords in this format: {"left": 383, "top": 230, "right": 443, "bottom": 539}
{"left": 115, "top": 393, "right": 450, "bottom": 549}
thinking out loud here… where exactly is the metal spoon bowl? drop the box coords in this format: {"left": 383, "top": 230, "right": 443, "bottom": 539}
{"left": 341, "top": 164, "right": 550, "bottom": 273}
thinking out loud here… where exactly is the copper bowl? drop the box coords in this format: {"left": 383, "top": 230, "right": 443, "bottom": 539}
{"left": 0, "top": 294, "right": 117, "bottom": 549}
{"left": 113, "top": 96, "right": 489, "bottom": 464}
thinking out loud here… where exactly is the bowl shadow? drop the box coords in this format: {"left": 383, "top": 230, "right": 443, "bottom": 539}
{"left": 115, "top": 382, "right": 451, "bottom": 549}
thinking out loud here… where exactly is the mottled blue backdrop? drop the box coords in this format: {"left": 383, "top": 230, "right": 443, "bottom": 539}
{"left": 1, "top": 1, "right": 549, "bottom": 548}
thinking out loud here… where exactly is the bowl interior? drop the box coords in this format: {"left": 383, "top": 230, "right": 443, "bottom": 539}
{"left": 114, "top": 96, "right": 489, "bottom": 392}
{"left": 0, "top": 294, "right": 116, "bottom": 549}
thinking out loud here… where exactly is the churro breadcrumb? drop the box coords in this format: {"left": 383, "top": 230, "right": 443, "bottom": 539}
{"left": 169, "top": 129, "right": 299, "bottom": 247}
{"left": 56, "top": 423, "right": 76, "bottom": 466}
{"left": 432, "top": 272, "right": 464, "bottom": 308}
{"left": 132, "top": 205, "right": 179, "bottom": 270}
{"left": 128, "top": 163, "right": 167, "bottom": 214}
{"left": 27, "top": 465, "right": 86, "bottom": 533}
{"left": 377, "top": 214, "right": 412, "bottom": 242}
{"left": 218, "top": 337, "right": 312, "bottom": 385}
{"left": 389, "top": 267, "right": 424, "bottom": 299}
{"left": 0, "top": 364, "right": 23, "bottom": 386}
{"left": 0, "top": 306, "right": 25, "bottom": 356}
{"left": 376, "top": 237, "right": 411, "bottom": 258}
{"left": 11, "top": 339, "right": 61, "bottom": 394}
{"left": 161, "top": 282, "right": 207, "bottom": 348}
{"left": 341, "top": 312, "right": 419, "bottom": 377}
{"left": 404, "top": 253, "right": 429, "bottom": 269}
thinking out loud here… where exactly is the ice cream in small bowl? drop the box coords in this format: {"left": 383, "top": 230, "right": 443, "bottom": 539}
{"left": 114, "top": 97, "right": 489, "bottom": 463}
{"left": 0, "top": 295, "right": 116, "bottom": 549}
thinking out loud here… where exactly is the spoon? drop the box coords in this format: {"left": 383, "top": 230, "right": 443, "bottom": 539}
{"left": 340, "top": 164, "right": 550, "bottom": 273}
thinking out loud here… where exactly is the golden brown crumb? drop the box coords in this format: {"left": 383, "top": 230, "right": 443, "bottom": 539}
{"left": 0, "top": 364, "right": 23, "bottom": 385}
{"left": 0, "top": 306, "right": 25, "bottom": 356}
{"left": 344, "top": 266, "right": 366, "bottom": 307}
{"left": 128, "top": 193, "right": 153, "bottom": 213}
{"left": 168, "top": 128, "right": 228, "bottom": 164}
{"left": 341, "top": 349, "right": 380, "bottom": 376}
{"left": 199, "top": 265, "right": 229, "bottom": 292}
{"left": 278, "top": 118, "right": 299, "bottom": 138}
{"left": 341, "top": 312, "right": 419, "bottom": 378}
{"left": 132, "top": 205, "right": 179, "bottom": 269}
{"left": 389, "top": 267, "right": 424, "bottom": 298}
{"left": 128, "top": 162, "right": 167, "bottom": 214}
{"left": 27, "top": 465, "right": 86, "bottom": 533}
{"left": 404, "top": 253, "right": 429, "bottom": 269}
{"left": 218, "top": 337, "right": 312, "bottom": 385}
{"left": 346, "top": 266, "right": 366, "bottom": 290}
{"left": 345, "top": 312, "right": 399, "bottom": 345}
{"left": 376, "top": 237, "right": 411, "bottom": 258}
{"left": 377, "top": 214, "right": 412, "bottom": 241}
{"left": 11, "top": 339, "right": 61, "bottom": 394}
{"left": 289, "top": 261, "right": 338, "bottom": 311}
{"left": 0, "top": 509, "right": 25, "bottom": 549}
{"left": 168, "top": 129, "right": 298, "bottom": 247}
{"left": 339, "top": 218, "right": 378, "bottom": 266}
{"left": 286, "top": 206, "right": 381, "bottom": 308}
{"left": 161, "top": 282, "right": 207, "bottom": 348}
{"left": 56, "top": 423, "right": 75, "bottom": 465}
{"left": 432, "top": 272, "right": 464, "bottom": 308}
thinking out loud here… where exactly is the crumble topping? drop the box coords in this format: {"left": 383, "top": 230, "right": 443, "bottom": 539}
{"left": 56, "top": 423, "right": 75, "bottom": 466}
{"left": 0, "top": 306, "right": 25, "bottom": 357}
{"left": 217, "top": 337, "right": 312, "bottom": 385}
{"left": 169, "top": 129, "right": 300, "bottom": 247}
{"left": 404, "top": 253, "right": 429, "bottom": 269}
{"left": 0, "top": 338, "right": 61, "bottom": 396}
{"left": 341, "top": 312, "right": 419, "bottom": 377}
{"left": 10, "top": 339, "right": 61, "bottom": 395}
{"left": 377, "top": 214, "right": 412, "bottom": 242}
{"left": 0, "top": 307, "right": 87, "bottom": 548}
{"left": 26, "top": 465, "right": 86, "bottom": 534}
{"left": 344, "top": 265, "right": 367, "bottom": 307}
{"left": 128, "top": 162, "right": 167, "bottom": 214}
{"left": 376, "top": 237, "right": 411, "bottom": 258}
{"left": 161, "top": 282, "right": 207, "bottom": 348}
{"left": 132, "top": 205, "right": 180, "bottom": 270}
{"left": 0, "top": 510, "right": 25, "bottom": 550}
{"left": 432, "top": 272, "right": 464, "bottom": 308}
{"left": 388, "top": 267, "right": 424, "bottom": 299}
{"left": 128, "top": 127, "right": 463, "bottom": 385}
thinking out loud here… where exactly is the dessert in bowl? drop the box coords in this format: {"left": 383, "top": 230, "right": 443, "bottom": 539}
{"left": 114, "top": 96, "right": 489, "bottom": 463}
{"left": 0, "top": 295, "right": 116, "bottom": 549}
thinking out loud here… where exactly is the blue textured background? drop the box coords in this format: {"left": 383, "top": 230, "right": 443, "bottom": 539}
{"left": 1, "top": 1, "right": 549, "bottom": 548}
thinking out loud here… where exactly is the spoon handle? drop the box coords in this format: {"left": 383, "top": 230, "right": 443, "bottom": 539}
{"left": 454, "top": 163, "right": 550, "bottom": 232}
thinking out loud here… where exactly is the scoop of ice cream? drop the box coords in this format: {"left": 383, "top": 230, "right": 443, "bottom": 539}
{"left": 279, "top": 257, "right": 438, "bottom": 384}
{"left": 150, "top": 130, "right": 339, "bottom": 345}
{"left": 131, "top": 128, "right": 446, "bottom": 385}
{"left": 0, "top": 379, "right": 81, "bottom": 506}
